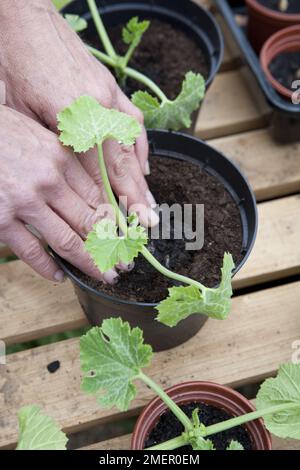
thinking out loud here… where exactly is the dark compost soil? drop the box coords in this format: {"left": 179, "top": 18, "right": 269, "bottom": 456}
{"left": 257, "top": 0, "right": 300, "bottom": 14}
{"left": 145, "top": 402, "right": 253, "bottom": 450}
{"left": 87, "top": 18, "right": 209, "bottom": 99}
{"left": 269, "top": 51, "right": 300, "bottom": 90}
{"left": 71, "top": 156, "right": 243, "bottom": 303}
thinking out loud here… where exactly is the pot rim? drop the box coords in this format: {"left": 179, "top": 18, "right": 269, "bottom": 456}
{"left": 260, "top": 25, "right": 300, "bottom": 99}
{"left": 246, "top": 0, "right": 300, "bottom": 21}
{"left": 50, "top": 130, "right": 257, "bottom": 308}
{"left": 131, "top": 380, "right": 272, "bottom": 450}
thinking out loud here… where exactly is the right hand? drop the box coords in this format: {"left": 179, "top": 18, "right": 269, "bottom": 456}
{"left": 0, "top": 105, "right": 120, "bottom": 284}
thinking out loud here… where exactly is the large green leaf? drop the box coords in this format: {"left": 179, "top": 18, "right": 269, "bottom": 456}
{"left": 132, "top": 72, "right": 205, "bottom": 131}
{"left": 80, "top": 318, "right": 153, "bottom": 411}
{"left": 16, "top": 406, "right": 67, "bottom": 450}
{"left": 156, "top": 253, "right": 235, "bottom": 327}
{"left": 58, "top": 95, "right": 141, "bottom": 152}
{"left": 256, "top": 363, "right": 300, "bottom": 439}
{"left": 85, "top": 216, "right": 148, "bottom": 273}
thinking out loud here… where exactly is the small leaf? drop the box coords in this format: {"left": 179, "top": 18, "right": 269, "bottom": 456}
{"left": 191, "top": 436, "right": 215, "bottom": 451}
{"left": 227, "top": 440, "right": 244, "bottom": 450}
{"left": 122, "top": 17, "right": 150, "bottom": 46}
{"left": 58, "top": 96, "right": 141, "bottom": 152}
{"left": 132, "top": 72, "right": 205, "bottom": 131}
{"left": 85, "top": 217, "right": 148, "bottom": 273}
{"left": 80, "top": 318, "right": 153, "bottom": 411}
{"left": 192, "top": 408, "right": 200, "bottom": 428}
{"left": 16, "top": 406, "right": 68, "bottom": 450}
{"left": 156, "top": 253, "right": 235, "bottom": 327}
{"left": 64, "top": 14, "right": 88, "bottom": 32}
{"left": 256, "top": 363, "right": 300, "bottom": 439}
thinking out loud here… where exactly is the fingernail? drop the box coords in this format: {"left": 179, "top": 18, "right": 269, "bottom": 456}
{"left": 139, "top": 207, "right": 160, "bottom": 228}
{"left": 145, "top": 190, "right": 157, "bottom": 207}
{"left": 103, "top": 269, "right": 119, "bottom": 284}
{"left": 144, "top": 160, "right": 150, "bottom": 175}
{"left": 54, "top": 270, "right": 65, "bottom": 283}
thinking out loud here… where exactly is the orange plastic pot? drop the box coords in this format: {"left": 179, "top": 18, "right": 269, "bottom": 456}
{"left": 246, "top": 0, "right": 300, "bottom": 52}
{"left": 131, "top": 381, "right": 272, "bottom": 450}
{"left": 260, "top": 25, "right": 300, "bottom": 99}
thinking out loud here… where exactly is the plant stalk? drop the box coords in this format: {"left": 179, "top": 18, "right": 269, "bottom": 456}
{"left": 87, "top": 46, "right": 168, "bottom": 103}
{"left": 147, "top": 434, "right": 189, "bottom": 451}
{"left": 87, "top": 0, "right": 116, "bottom": 59}
{"left": 139, "top": 372, "right": 193, "bottom": 431}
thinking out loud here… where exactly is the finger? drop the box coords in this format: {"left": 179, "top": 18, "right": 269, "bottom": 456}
{"left": 4, "top": 221, "right": 64, "bottom": 282}
{"left": 25, "top": 206, "right": 118, "bottom": 284}
{"left": 116, "top": 89, "right": 150, "bottom": 175}
{"left": 47, "top": 184, "right": 100, "bottom": 238}
{"left": 103, "top": 139, "right": 159, "bottom": 228}
{"left": 64, "top": 153, "right": 105, "bottom": 209}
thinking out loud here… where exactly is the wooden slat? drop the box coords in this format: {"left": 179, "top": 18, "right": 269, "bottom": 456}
{"left": 1, "top": 195, "right": 300, "bottom": 346}
{"left": 217, "top": 14, "right": 241, "bottom": 72}
{"left": 234, "top": 195, "right": 300, "bottom": 289}
{"left": 196, "top": 67, "right": 271, "bottom": 140}
{"left": 1, "top": 280, "right": 300, "bottom": 449}
{"left": 80, "top": 433, "right": 300, "bottom": 451}
{"left": 0, "top": 262, "right": 87, "bottom": 346}
{"left": 209, "top": 129, "right": 300, "bottom": 201}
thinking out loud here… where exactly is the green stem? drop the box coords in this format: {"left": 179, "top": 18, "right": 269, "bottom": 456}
{"left": 204, "top": 402, "right": 300, "bottom": 437}
{"left": 141, "top": 247, "right": 205, "bottom": 290}
{"left": 97, "top": 145, "right": 127, "bottom": 235}
{"left": 87, "top": 45, "right": 168, "bottom": 103}
{"left": 139, "top": 372, "right": 193, "bottom": 431}
{"left": 87, "top": 0, "right": 116, "bottom": 59}
{"left": 147, "top": 435, "right": 189, "bottom": 451}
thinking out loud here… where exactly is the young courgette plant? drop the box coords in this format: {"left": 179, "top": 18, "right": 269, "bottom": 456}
{"left": 80, "top": 317, "right": 300, "bottom": 451}
{"left": 58, "top": 95, "right": 235, "bottom": 327}
{"left": 64, "top": 0, "right": 206, "bottom": 131}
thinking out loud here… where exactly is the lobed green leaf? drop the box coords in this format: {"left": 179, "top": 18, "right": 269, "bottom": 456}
{"left": 132, "top": 72, "right": 205, "bottom": 131}
{"left": 80, "top": 318, "right": 153, "bottom": 411}
{"left": 16, "top": 406, "right": 68, "bottom": 450}
{"left": 156, "top": 253, "right": 235, "bottom": 327}
{"left": 58, "top": 96, "right": 141, "bottom": 152}
{"left": 64, "top": 14, "right": 88, "bottom": 33}
{"left": 122, "top": 16, "right": 150, "bottom": 46}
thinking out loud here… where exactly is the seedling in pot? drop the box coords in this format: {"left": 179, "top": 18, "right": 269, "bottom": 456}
{"left": 58, "top": 96, "right": 235, "bottom": 327}
{"left": 80, "top": 317, "right": 300, "bottom": 451}
{"left": 64, "top": 0, "right": 206, "bottom": 131}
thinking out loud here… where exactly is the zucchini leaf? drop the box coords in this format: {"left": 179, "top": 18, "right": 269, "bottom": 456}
{"left": 132, "top": 72, "right": 205, "bottom": 131}
{"left": 80, "top": 318, "right": 153, "bottom": 411}
{"left": 156, "top": 253, "right": 235, "bottom": 327}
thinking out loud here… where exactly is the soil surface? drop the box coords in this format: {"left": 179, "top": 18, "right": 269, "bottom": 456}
{"left": 257, "top": 0, "right": 300, "bottom": 14}
{"left": 72, "top": 156, "right": 243, "bottom": 303}
{"left": 87, "top": 18, "right": 209, "bottom": 99}
{"left": 145, "top": 402, "right": 253, "bottom": 450}
{"left": 269, "top": 51, "right": 300, "bottom": 90}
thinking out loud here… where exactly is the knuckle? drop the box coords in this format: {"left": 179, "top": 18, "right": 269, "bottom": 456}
{"left": 19, "top": 239, "right": 42, "bottom": 264}
{"left": 58, "top": 231, "right": 81, "bottom": 255}
{"left": 15, "top": 191, "right": 39, "bottom": 213}
{"left": 111, "top": 153, "right": 132, "bottom": 180}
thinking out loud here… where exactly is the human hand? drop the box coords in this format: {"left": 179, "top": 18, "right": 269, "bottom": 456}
{"left": 0, "top": 105, "right": 122, "bottom": 283}
{"left": 0, "top": 0, "right": 158, "bottom": 227}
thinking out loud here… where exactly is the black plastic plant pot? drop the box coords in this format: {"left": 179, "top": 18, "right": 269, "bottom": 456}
{"left": 63, "top": 0, "right": 224, "bottom": 131}
{"left": 51, "top": 130, "right": 257, "bottom": 353}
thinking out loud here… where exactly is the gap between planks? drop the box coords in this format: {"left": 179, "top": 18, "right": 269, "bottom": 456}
{"left": 0, "top": 280, "right": 300, "bottom": 449}
{"left": 1, "top": 194, "right": 299, "bottom": 346}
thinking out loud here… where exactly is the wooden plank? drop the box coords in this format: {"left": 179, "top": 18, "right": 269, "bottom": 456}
{"left": 209, "top": 129, "right": 300, "bottom": 202}
{"left": 196, "top": 67, "right": 271, "bottom": 140}
{"left": 80, "top": 433, "right": 300, "bottom": 451}
{"left": 234, "top": 195, "right": 300, "bottom": 289}
{"left": 0, "top": 261, "right": 87, "bottom": 346}
{"left": 217, "top": 14, "right": 241, "bottom": 72}
{"left": 1, "top": 195, "right": 300, "bottom": 345}
{"left": 1, "top": 280, "right": 300, "bottom": 449}
{"left": 193, "top": 0, "right": 213, "bottom": 10}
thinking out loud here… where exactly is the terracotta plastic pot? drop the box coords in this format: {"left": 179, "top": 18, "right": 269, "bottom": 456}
{"left": 260, "top": 25, "right": 300, "bottom": 99}
{"left": 246, "top": 0, "right": 300, "bottom": 53}
{"left": 131, "top": 381, "right": 272, "bottom": 450}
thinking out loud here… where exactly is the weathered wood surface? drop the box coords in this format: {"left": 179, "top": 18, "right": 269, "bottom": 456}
{"left": 1, "top": 280, "right": 299, "bottom": 449}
